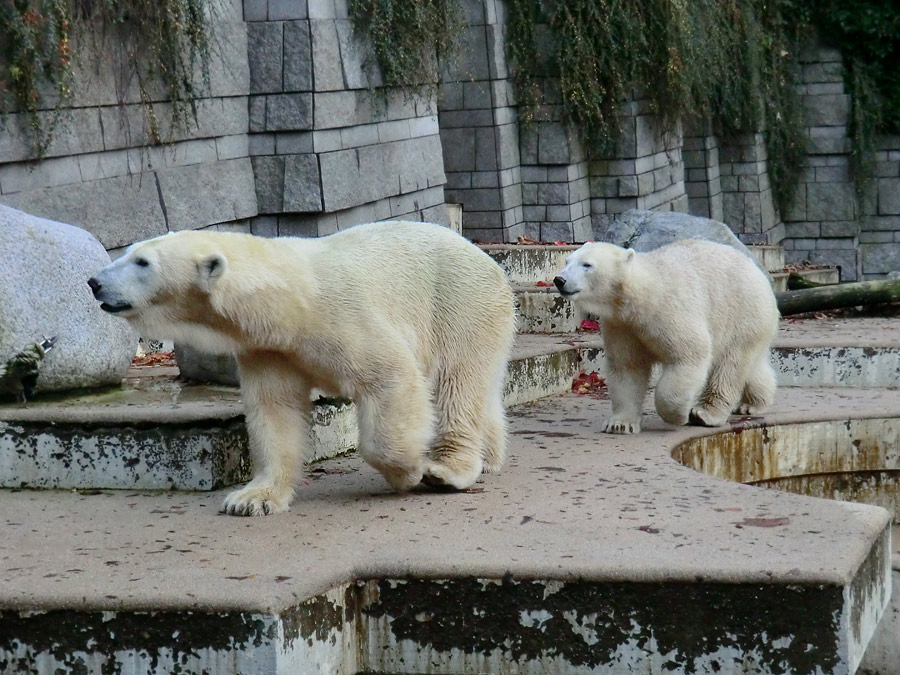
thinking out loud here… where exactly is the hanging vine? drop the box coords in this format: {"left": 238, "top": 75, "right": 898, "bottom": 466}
{"left": 0, "top": 0, "right": 213, "bottom": 155}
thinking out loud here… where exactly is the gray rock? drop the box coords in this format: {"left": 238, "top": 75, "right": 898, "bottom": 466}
{"left": 596, "top": 209, "right": 767, "bottom": 273}
{"left": 0, "top": 204, "right": 137, "bottom": 396}
{"left": 174, "top": 344, "right": 239, "bottom": 386}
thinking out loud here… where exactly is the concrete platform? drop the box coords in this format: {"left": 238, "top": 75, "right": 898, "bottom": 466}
{"left": 0, "top": 387, "right": 895, "bottom": 673}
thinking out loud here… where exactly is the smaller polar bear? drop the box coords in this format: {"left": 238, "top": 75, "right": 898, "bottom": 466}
{"left": 88, "top": 221, "right": 516, "bottom": 515}
{"left": 554, "top": 240, "right": 778, "bottom": 433}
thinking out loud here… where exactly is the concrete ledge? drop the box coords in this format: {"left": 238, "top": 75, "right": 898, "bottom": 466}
{"left": 0, "top": 335, "right": 603, "bottom": 490}
{"left": 0, "top": 388, "right": 894, "bottom": 673}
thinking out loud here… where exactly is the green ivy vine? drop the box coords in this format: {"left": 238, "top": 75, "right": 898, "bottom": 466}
{"left": 0, "top": 0, "right": 212, "bottom": 155}
{"left": 349, "top": 0, "right": 464, "bottom": 90}
{"left": 506, "top": 0, "right": 807, "bottom": 214}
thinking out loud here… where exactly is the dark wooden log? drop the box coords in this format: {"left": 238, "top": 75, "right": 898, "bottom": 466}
{"left": 776, "top": 279, "right": 900, "bottom": 316}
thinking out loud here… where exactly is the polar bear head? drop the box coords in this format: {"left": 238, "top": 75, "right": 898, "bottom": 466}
{"left": 87, "top": 231, "right": 256, "bottom": 353}
{"left": 553, "top": 242, "right": 635, "bottom": 317}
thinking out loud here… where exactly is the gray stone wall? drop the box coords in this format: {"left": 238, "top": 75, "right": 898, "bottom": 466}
{"left": 1, "top": 0, "right": 897, "bottom": 278}
{"left": 439, "top": 0, "right": 524, "bottom": 241}
{"left": 0, "top": 0, "right": 256, "bottom": 252}
{"left": 781, "top": 42, "right": 861, "bottom": 279}
{"left": 245, "top": 0, "right": 448, "bottom": 238}
{"left": 862, "top": 138, "right": 900, "bottom": 277}
{"left": 718, "top": 132, "right": 779, "bottom": 245}
{"left": 440, "top": 3, "right": 689, "bottom": 244}
{"left": 590, "top": 96, "right": 689, "bottom": 238}
{"left": 683, "top": 121, "right": 724, "bottom": 223}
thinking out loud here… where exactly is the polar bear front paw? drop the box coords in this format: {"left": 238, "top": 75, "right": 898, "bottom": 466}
{"left": 221, "top": 483, "right": 292, "bottom": 516}
{"left": 604, "top": 418, "right": 641, "bottom": 434}
{"left": 734, "top": 403, "right": 764, "bottom": 416}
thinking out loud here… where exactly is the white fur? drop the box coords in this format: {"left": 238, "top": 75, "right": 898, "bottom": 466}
{"left": 91, "top": 221, "right": 516, "bottom": 515}
{"left": 555, "top": 240, "right": 779, "bottom": 433}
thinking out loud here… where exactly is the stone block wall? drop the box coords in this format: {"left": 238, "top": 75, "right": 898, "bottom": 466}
{"left": 781, "top": 42, "right": 860, "bottom": 279}
{"left": 863, "top": 139, "right": 900, "bottom": 277}
{"left": 2, "top": 0, "right": 896, "bottom": 279}
{"left": 439, "top": 0, "right": 525, "bottom": 242}
{"left": 718, "top": 132, "right": 780, "bottom": 244}
{"left": 517, "top": 83, "right": 592, "bottom": 242}
{"left": 0, "top": 0, "right": 257, "bottom": 254}
{"left": 590, "top": 98, "right": 689, "bottom": 237}
{"left": 244, "top": 0, "right": 448, "bottom": 238}
{"left": 683, "top": 122, "right": 724, "bottom": 223}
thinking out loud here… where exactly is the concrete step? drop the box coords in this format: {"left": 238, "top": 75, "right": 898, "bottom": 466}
{"left": 746, "top": 244, "right": 785, "bottom": 271}
{"left": 0, "top": 386, "right": 894, "bottom": 674}
{"left": 4, "top": 317, "right": 900, "bottom": 492}
{"left": 484, "top": 243, "right": 840, "bottom": 292}
{"left": 514, "top": 284, "right": 580, "bottom": 333}
{"left": 0, "top": 334, "right": 602, "bottom": 491}
{"left": 771, "top": 266, "right": 840, "bottom": 292}
{"left": 481, "top": 243, "right": 577, "bottom": 284}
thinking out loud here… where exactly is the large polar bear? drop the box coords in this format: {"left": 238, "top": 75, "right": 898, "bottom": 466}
{"left": 89, "top": 221, "right": 516, "bottom": 515}
{"left": 554, "top": 240, "right": 778, "bottom": 433}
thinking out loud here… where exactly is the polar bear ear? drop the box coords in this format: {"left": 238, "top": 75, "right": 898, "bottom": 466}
{"left": 624, "top": 248, "right": 636, "bottom": 262}
{"left": 196, "top": 253, "right": 228, "bottom": 292}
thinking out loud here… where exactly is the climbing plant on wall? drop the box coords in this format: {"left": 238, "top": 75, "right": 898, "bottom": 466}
{"left": 0, "top": 0, "right": 212, "bottom": 155}
{"left": 349, "top": 0, "right": 464, "bottom": 90}
{"left": 506, "top": 0, "right": 807, "bottom": 214}
{"left": 806, "top": 1, "right": 900, "bottom": 199}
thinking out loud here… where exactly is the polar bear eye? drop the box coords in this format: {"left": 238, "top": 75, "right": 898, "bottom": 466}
{"left": 135, "top": 257, "right": 150, "bottom": 267}
{"left": 581, "top": 263, "right": 593, "bottom": 270}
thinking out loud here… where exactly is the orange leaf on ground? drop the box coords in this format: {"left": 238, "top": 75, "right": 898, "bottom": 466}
{"left": 131, "top": 352, "right": 177, "bottom": 367}
{"left": 580, "top": 319, "right": 600, "bottom": 331}
{"left": 571, "top": 371, "right": 608, "bottom": 399}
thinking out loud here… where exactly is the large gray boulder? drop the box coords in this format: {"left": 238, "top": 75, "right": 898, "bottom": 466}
{"left": 0, "top": 204, "right": 137, "bottom": 396}
{"left": 597, "top": 209, "right": 767, "bottom": 274}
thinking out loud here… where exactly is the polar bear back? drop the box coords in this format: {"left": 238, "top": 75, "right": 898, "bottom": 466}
{"left": 297, "top": 221, "right": 515, "bottom": 367}
{"left": 632, "top": 239, "right": 778, "bottom": 358}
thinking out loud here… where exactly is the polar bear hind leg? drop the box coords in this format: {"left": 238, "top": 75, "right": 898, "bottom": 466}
{"left": 357, "top": 366, "right": 435, "bottom": 491}
{"left": 689, "top": 349, "right": 751, "bottom": 427}
{"left": 735, "top": 348, "right": 777, "bottom": 415}
{"left": 421, "top": 362, "right": 490, "bottom": 490}
{"left": 480, "top": 380, "right": 508, "bottom": 474}
{"left": 655, "top": 358, "right": 712, "bottom": 427}
{"left": 479, "top": 349, "right": 511, "bottom": 473}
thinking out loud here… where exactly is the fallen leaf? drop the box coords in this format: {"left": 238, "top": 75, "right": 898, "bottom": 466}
{"left": 131, "top": 351, "right": 177, "bottom": 367}
{"left": 571, "top": 371, "right": 608, "bottom": 399}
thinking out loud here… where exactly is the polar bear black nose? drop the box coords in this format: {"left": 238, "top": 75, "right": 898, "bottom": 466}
{"left": 87, "top": 277, "right": 101, "bottom": 296}
{"left": 553, "top": 276, "right": 566, "bottom": 291}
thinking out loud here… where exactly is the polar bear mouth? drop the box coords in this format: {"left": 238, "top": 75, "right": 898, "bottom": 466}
{"left": 100, "top": 302, "right": 133, "bottom": 314}
{"left": 557, "top": 289, "right": 579, "bottom": 297}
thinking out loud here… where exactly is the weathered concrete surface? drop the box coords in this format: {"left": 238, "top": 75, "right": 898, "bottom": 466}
{"left": 514, "top": 284, "right": 581, "bottom": 333}
{"left": 0, "top": 334, "right": 603, "bottom": 490}
{"left": 0, "top": 387, "right": 894, "bottom": 673}
{"left": 775, "top": 317, "right": 900, "bottom": 387}
{"left": 481, "top": 243, "right": 578, "bottom": 284}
